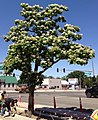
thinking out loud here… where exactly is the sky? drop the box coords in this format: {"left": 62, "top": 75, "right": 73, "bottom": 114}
{"left": 0, "top": 0, "right": 98, "bottom": 79}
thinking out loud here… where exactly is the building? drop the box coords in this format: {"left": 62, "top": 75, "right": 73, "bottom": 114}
{"left": 41, "top": 78, "right": 70, "bottom": 89}
{"left": 41, "top": 78, "right": 62, "bottom": 89}
{"left": 61, "top": 80, "right": 69, "bottom": 89}
{"left": 68, "top": 78, "right": 78, "bottom": 85}
{"left": 0, "top": 75, "right": 17, "bottom": 90}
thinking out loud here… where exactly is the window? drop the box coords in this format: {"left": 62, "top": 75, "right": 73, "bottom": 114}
{"left": 12, "top": 84, "right": 14, "bottom": 87}
{"left": 8, "top": 83, "right": 10, "bottom": 87}
{"left": 4, "top": 84, "right": 6, "bottom": 88}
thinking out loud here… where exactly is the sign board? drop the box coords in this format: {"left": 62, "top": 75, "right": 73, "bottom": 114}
{"left": 85, "top": 72, "right": 91, "bottom": 77}
{"left": 90, "top": 109, "right": 98, "bottom": 120}
{"left": 0, "top": 66, "right": 3, "bottom": 70}
{"left": 68, "top": 78, "right": 78, "bottom": 85}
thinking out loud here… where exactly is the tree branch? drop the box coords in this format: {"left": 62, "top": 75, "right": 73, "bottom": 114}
{"left": 39, "top": 59, "right": 60, "bottom": 74}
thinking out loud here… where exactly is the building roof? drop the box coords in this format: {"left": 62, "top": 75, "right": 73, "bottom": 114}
{"left": 0, "top": 76, "right": 17, "bottom": 84}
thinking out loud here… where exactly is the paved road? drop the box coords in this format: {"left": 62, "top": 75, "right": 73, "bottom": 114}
{"left": 6, "top": 90, "right": 98, "bottom": 110}
{"left": 7, "top": 90, "right": 86, "bottom": 100}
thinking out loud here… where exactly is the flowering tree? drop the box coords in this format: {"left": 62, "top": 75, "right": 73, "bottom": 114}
{"left": 3, "top": 3, "right": 95, "bottom": 114}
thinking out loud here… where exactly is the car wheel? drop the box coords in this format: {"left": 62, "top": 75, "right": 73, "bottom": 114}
{"left": 93, "top": 95, "right": 97, "bottom": 98}
{"left": 19, "top": 91, "right": 22, "bottom": 93}
{"left": 86, "top": 92, "right": 92, "bottom": 98}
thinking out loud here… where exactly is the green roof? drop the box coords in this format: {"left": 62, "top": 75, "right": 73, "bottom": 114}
{"left": 0, "top": 76, "right": 17, "bottom": 84}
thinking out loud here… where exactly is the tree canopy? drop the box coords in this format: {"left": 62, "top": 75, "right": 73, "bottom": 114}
{"left": 4, "top": 3, "right": 94, "bottom": 76}
{"left": 3, "top": 3, "right": 95, "bottom": 113}
{"left": 66, "top": 70, "right": 85, "bottom": 78}
{"left": 66, "top": 70, "right": 85, "bottom": 87}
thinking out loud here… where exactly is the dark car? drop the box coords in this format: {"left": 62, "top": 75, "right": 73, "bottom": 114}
{"left": 85, "top": 85, "right": 98, "bottom": 98}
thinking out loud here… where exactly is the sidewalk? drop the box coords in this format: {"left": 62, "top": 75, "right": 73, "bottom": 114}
{"left": 0, "top": 102, "right": 52, "bottom": 120}
{"left": 0, "top": 114, "right": 35, "bottom": 120}
{"left": 35, "top": 89, "right": 85, "bottom": 92}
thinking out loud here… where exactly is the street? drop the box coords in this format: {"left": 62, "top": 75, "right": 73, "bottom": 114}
{"left": 6, "top": 90, "right": 98, "bottom": 110}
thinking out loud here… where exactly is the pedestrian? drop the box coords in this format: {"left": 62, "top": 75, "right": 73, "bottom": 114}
{"left": 0, "top": 91, "right": 6, "bottom": 112}
{"left": 5, "top": 98, "right": 14, "bottom": 113}
{"left": 3, "top": 97, "right": 17, "bottom": 117}
{"left": 0, "top": 97, "right": 16, "bottom": 117}
{"left": 0, "top": 91, "right": 6, "bottom": 100}
{"left": 0, "top": 93, "right": 6, "bottom": 116}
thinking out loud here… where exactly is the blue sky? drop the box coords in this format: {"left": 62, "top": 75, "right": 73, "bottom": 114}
{"left": 0, "top": 0, "right": 98, "bottom": 78}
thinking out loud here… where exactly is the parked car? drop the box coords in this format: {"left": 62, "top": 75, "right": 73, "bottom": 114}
{"left": 15, "top": 84, "right": 29, "bottom": 93}
{"left": 85, "top": 85, "right": 98, "bottom": 98}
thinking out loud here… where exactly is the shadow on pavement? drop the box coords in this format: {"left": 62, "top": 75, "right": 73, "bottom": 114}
{"left": 34, "top": 107, "right": 93, "bottom": 120}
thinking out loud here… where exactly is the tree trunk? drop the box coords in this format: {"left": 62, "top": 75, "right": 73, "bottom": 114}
{"left": 28, "top": 87, "right": 35, "bottom": 117}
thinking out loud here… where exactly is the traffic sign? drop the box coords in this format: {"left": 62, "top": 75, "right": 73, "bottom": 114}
{"left": 90, "top": 109, "right": 98, "bottom": 120}
{"left": 0, "top": 66, "right": 3, "bottom": 70}
{"left": 85, "top": 72, "right": 91, "bottom": 77}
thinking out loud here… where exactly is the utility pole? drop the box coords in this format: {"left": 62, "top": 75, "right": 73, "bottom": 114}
{"left": 92, "top": 58, "right": 95, "bottom": 77}
{"left": 92, "top": 58, "right": 96, "bottom": 83}
{"left": 89, "top": 45, "right": 95, "bottom": 83}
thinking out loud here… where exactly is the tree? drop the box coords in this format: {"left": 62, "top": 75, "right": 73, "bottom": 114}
{"left": 83, "top": 77, "right": 93, "bottom": 87}
{"left": 66, "top": 71, "right": 86, "bottom": 87}
{"left": 96, "top": 75, "right": 98, "bottom": 83}
{"left": 61, "top": 76, "right": 67, "bottom": 80}
{"left": 3, "top": 3, "right": 95, "bottom": 115}
{"left": 17, "top": 78, "right": 27, "bottom": 85}
{"left": 47, "top": 76, "right": 54, "bottom": 79}
{"left": 56, "top": 77, "right": 61, "bottom": 79}
{"left": 65, "top": 71, "right": 94, "bottom": 87}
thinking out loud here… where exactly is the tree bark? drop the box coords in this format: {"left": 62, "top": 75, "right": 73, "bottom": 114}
{"left": 28, "top": 87, "right": 35, "bottom": 117}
